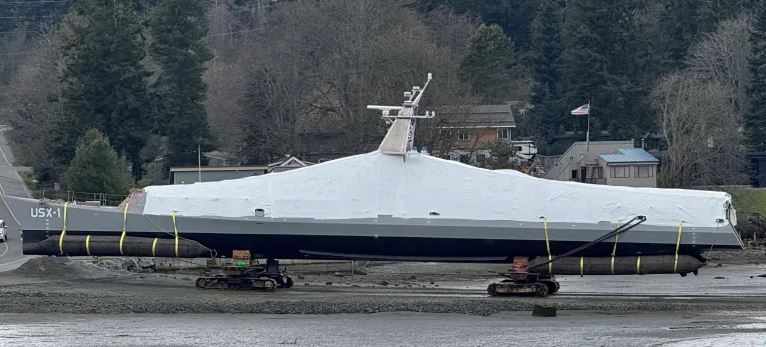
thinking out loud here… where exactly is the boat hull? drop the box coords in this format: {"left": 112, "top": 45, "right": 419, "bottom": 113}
{"left": 4, "top": 196, "right": 743, "bottom": 262}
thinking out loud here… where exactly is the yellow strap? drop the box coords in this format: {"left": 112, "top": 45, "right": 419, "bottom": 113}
{"left": 171, "top": 211, "right": 179, "bottom": 257}
{"left": 151, "top": 238, "right": 159, "bottom": 257}
{"left": 673, "top": 222, "right": 683, "bottom": 273}
{"left": 579, "top": 256, "right": 584, "bottom": 277}
{"left": 542, "top": 218, "right": 552, "bottom": 273}
{"left": 636, "top": 255, "right": 641, "bottom": 274}
{"left": 119, "top": 203, "right": 129, "bottom": 256}
{"left": 610, "top": 221, "right": 622, "bottom": 275}
{"left": 58, "top": 202, "right": 69, "bottom": 255}
{"left": 85, "top": 235, "right": 92, "bottom": 256}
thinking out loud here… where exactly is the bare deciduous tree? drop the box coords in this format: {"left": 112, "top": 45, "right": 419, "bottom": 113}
{"left": 227, "top": 0, "right": 479, "bottom": 163}
{"left": 687, "top": 14, "right": 753, "bottom": 120}
{"left": 654, "top": 15, "right": 753, "bottom": 187}
{"left": 6, "top": 26, "right": 65, "bottom": 178}
{"left": 654, "top": 73, "right": 747, "bottom": 187}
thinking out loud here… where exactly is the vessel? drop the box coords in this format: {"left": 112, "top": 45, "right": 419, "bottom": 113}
{"left": 2, "top": 74, "right": 743, "bottom": 275}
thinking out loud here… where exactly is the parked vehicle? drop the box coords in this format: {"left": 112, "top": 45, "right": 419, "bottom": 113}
{"left": 0, "top": 219, "right": 7, "bottom": 242}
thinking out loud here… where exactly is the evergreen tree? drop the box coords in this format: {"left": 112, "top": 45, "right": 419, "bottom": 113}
{"left": 526, "top": 0, "right": 563, "bottom": 153}
{"left": 658, "top": 0, "right": 700, "bottom": 70}
{"left": 747, "top": 1, "right": 766, "bottom": 152}
{"left": 560, "top": 0, "right": 654, "bottom": 140}
{"left": 149, "top": 0, "right": 213, "bottom": 167}
{"left": 696, "top": 0, "right": 756, "bottom": 34}
{"left": 65, "top": 129, "right": 131, "bottom": 196}
{"left": 459, "top": 24, "right": 515, "bottom": 102}
{"left": 529, "top": 0, "right": 562, "bottom": 103}
{"left": 416, "top": 0, "right": 536, "bottom": 53}
{"left": 60, "top": 0, "right": 153, "bottom": 181}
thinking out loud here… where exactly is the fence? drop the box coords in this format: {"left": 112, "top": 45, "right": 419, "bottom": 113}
{"left": 31, "top": 188, "right": 129, "bottom": 207}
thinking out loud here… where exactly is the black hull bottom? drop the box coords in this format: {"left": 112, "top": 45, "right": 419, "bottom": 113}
{"left": 21, "top": 229, "right": 734, "bottom": 262}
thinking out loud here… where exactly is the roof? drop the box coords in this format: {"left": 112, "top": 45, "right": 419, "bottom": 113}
{"left": 599, "top": 148, "right": 659, "bottom": 164}
{"left": 543, "top": 141, "right": 636, "bottom": 179}
{"left": 268, "top": 156, "right": 314, "bottom": 168}
{"left": 436, "top": 104, "right": 516, "bottom": 128}
{"left": 203, "top": 150, "right": 235, "bottom": 160}
{"left": 570, "top": 140, "right": 634, "bottom": 146}
{"left": 170, "top": 166, "right": 267, "bottom": 173}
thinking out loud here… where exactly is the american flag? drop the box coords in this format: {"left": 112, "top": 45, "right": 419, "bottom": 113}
{"left": 570, "top": 103, "right": 590, "bottom": 116}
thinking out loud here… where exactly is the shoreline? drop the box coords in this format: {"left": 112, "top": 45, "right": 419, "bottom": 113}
{"left": 1, "top": 255, "right": 765, "bottom": 315}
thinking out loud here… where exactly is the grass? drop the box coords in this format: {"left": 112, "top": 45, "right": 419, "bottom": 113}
{"left": 724, "top": 187, "right": 766, "bottom": 217}
{"left": 18, "top": 170, "right": 40, "bottom": 198}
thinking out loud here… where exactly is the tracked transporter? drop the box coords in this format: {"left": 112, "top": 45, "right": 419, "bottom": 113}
{"left": 2, "top": 74, "right": 743, "bottom": 296}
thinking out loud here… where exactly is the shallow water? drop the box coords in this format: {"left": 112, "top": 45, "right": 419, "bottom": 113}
{"left": 1, "top": 311, "right": 765, "bottom": 347}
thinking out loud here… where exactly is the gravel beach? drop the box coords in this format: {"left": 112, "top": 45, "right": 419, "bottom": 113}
{"left": 1, "top": 251, "right": 765, "bottom": 315}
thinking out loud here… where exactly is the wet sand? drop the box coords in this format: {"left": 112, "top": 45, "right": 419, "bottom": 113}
{"left": 1, "top": 311, "right": 765, "bottom": 347}
{"left": 0, "top": 257, "right": 765, "bottom": 315}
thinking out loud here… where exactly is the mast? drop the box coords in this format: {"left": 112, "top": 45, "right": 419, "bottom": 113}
{"left": 368, "top": 73, "right": 435, "bottom": 156}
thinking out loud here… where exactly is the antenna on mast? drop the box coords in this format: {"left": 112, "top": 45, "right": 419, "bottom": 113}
{"left": 368, "top": 73, "right": 435, "bottom": 156}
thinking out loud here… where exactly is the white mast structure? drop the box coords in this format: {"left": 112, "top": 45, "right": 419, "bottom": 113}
{"left": 368, "top": 73, "right": 434, "bottom": 156}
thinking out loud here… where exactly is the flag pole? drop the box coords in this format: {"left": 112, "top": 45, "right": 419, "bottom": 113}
{"left": 586, "top": 99, "right": 591, "bottom": 154}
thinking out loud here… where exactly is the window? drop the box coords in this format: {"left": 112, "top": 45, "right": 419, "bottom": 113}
{"left": 457, "top": 130, "right": 469, "bottom": 141}
{"left": 595, "top": 167, "right": 604, "bottom": 179}
{"left": 635, "top": 166, "right": 653, "bottom": 178}
{"left": 497, "top": 128, "right": 511, "bottom": 139}
{"left": 571, "top": 169, "right": 579, "bottom": 179}
{"left": 459, "top": 154, "right": 471, "bottom": 163}
{"left": 439, "top": 129, "right": 452, "bottom": 138}
{"left": 610, "top": 166, "right": 630, "bottom": 178}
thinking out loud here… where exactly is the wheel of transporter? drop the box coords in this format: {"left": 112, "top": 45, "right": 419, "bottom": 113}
{"left": 487, "top": 283, "right": 498, "bottom": 296}
{"left": 259, "top": 277, "right": 278, "bottom": 292}
{"left": 196, "top": 277, "right": 223, "bottom": 289}
{"left": 544, "top": 281, "right": 558, "bottom": 295}
{"left": 534, "top": 283, "right": 549, "bottom": 297}
{"left": 282, "top": 276, "right": 294, "bottom": 288}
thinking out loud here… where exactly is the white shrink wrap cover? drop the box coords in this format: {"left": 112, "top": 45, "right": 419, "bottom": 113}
{"left": 143, "top": 151, "right": 732, "bottom": 228}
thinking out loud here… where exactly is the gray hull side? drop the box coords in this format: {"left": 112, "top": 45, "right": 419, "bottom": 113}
{"left": 5, "top": 196, "right": 743, "bottom": 257}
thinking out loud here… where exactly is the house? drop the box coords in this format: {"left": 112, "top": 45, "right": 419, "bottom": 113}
{"left": 543, "top": 141, "right": 659, "bottom": 187}
{"left": 597, "top": 148, "right": 659, "bottom": 187}
{"left": 169, "top": 155, "right": 314, "bottom": 184}
{"left": 268, "top": 155, "right": 314, "bottom": 173}
{"left": 169, "top": 165, "right": 267, "bottom": 184}
{"left": 433, "top": 104, "right": 517, "bottom": 165}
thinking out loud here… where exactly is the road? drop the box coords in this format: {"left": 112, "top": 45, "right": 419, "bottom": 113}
{"left": 0, "top": 126, "right": 34, "bottom": 272}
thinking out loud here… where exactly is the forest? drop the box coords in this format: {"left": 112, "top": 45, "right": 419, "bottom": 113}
{"left": 0, "top": 0, "right": 764, "bottom": 192}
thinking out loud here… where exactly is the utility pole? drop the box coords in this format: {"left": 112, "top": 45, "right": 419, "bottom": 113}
{"left": 198, "top": 143, "right": 202, "bottom": 183}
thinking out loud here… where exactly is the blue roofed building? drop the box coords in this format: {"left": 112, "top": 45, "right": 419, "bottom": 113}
{"left": 543, "top": 141, "right": 659, "bottom": 188}
{"left": 597, "top": 148, "right": 659, "bottom": 187}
